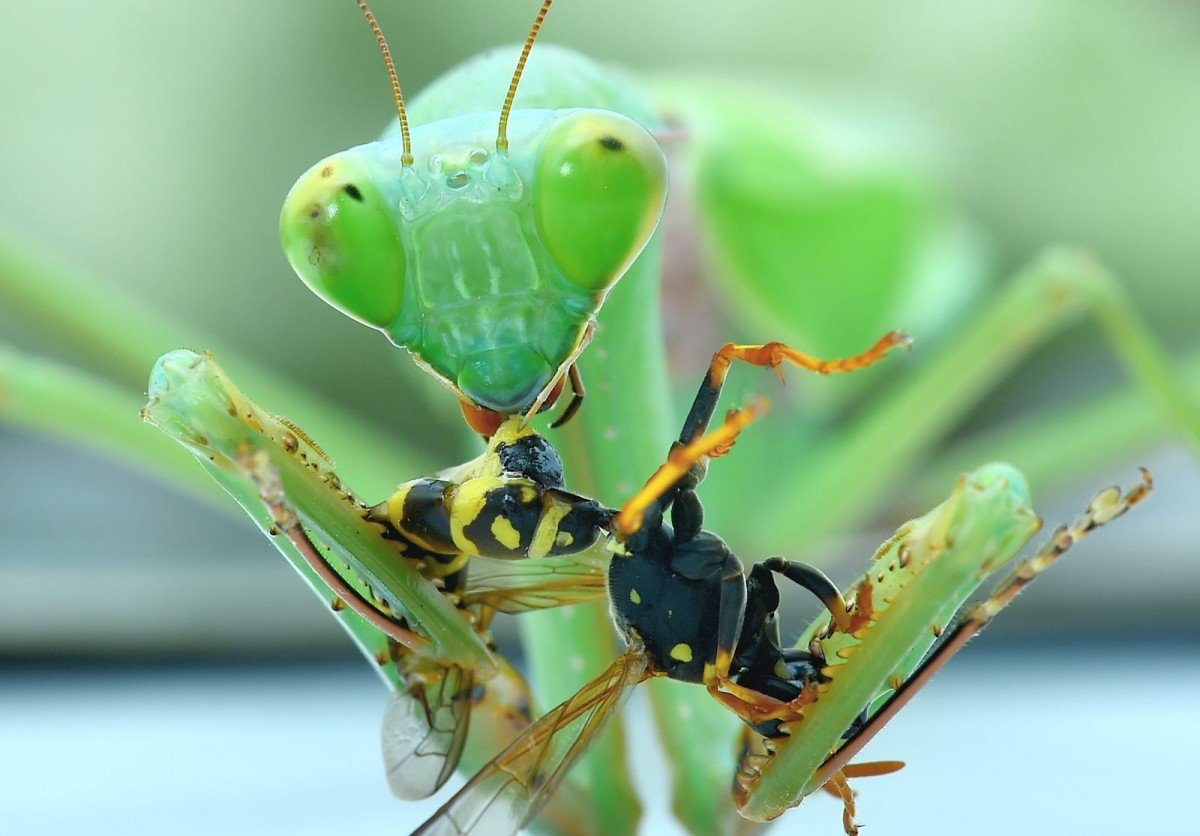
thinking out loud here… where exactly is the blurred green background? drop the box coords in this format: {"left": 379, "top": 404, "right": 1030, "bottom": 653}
{"left": 3, "top": 0, "right": 1195, "bottom": 643}
{"left": 1, "top": 1, "right": 1198, "bottom": 833}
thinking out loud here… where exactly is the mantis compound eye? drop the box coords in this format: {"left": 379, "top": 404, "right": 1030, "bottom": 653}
{"left": 280, "top": 150, "right": 407, "bottom": 330}
{"left": 534, "top": 110, "right": 667, "bottom": 296}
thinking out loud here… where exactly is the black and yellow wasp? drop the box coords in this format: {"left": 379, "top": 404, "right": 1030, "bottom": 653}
{"left": 255, "top": 412, "right": 617, "bottom": 801}
{"left": 365, "top": 419, "right": 614, "bottom": 800}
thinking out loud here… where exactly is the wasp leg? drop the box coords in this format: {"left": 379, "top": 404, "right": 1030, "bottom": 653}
{"left": 761, "top": 557, "right": 853, "bottom": 634}
{"left": 818, "top": 761, "right": 905, "bottom": 801}
{"left": 678, "top": 332, "right": 911, "bottom": 445}
{"left": 705, "top": 559, "right": 820, "bottom": 727}
{"left": 842, "top": 761, "right": 905, "bottom": 779}
{"left": 707, "top": 675, "right": 821, "bottom": 728}
{"left": 733, "top": 726, "right": 774, "bottom": 806}
{"left": 614, "top": 401, "right": 766, "bottom": 537}
{"left": 825, "top": 770, "right": 860, "bottom": 836}
{"left": 711, "top": 550, "right": 749, "bottom": 686}
{"left": 549, "top": 362, "right": 586, "bottom": 429}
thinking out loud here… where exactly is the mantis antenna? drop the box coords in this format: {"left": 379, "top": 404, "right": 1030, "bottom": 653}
{"left": 356, "top": 0, "right": 413, "bottom": 167}
{"left": 497, "top": 0, "right": 555, "bottom": 154}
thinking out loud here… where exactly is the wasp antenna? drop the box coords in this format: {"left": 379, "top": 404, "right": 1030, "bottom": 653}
{"left": 497, "top": 0, "right": 554, "bottom": 154}
{"left": 356, "top": 0, "right": 413, "bottom": 167}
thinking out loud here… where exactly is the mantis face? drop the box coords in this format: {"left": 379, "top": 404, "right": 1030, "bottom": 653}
{"left": 281, "top": 108, "right": 666, "bottom": 416}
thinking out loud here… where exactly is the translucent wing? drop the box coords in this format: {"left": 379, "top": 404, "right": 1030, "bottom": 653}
{"left": 461, "top": 552, "right": 609, "bottom": 614}
{"left": 465, "top": 657, "right": 536, "bottom": 754}
{"left": 383, "top": 659, "right": 473, "bottom": 800}
{"left": 414, "top": 648, "right": 650, "bottom": 836}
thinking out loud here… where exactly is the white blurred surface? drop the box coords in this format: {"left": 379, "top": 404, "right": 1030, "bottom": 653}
{"left": 2, "top": 645, "right": 1195, "bottom": 835}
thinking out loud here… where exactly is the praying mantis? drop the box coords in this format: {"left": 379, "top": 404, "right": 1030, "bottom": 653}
{"left": 1, "top": 1, "right": 1198, "bottom": 833}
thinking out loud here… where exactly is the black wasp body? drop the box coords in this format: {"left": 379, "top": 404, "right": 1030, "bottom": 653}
{"left": 608, "top": 450, "right": 845, "bottom": 736}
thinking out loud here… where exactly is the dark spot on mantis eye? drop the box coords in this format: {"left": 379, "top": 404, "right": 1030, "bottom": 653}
{"left": 320, "top": 165, "right": 334, "bottom": 178}
{"left": 343, "top": 183, "right": 364, "bottom": 201}
{"left": 598, "top": 135, "right": 623, "bottom": 152}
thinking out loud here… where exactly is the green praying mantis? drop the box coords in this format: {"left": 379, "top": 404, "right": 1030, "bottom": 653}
{"left": 2, "top": 0, "right": 1199, "bottom": 833}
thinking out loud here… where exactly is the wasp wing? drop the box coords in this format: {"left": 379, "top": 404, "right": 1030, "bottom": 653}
{"left": 413, "top": 649, "right": 649, "bottom": 835}
{"left": 383, "top": 659, "right": 473, "bottom": 800}
{"left": 462, "top": 553, "right": 608, "bottom": 614}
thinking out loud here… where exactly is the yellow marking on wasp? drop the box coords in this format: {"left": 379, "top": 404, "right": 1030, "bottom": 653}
{"left": 491, "top": 515, "right": 523, "bottom": 551}
{"left": 456, "top": 534, "right": 482, "bottom": 554}
{"left": 385, "top": 481, "right": 413, "bottom": 532}
{"left": 449, "top": 476, "right": 502, "bottom": 552}
{"left": 670, "top": 643, "right": 694, "bottom": 663}
{"left": 529, "top": 487, "right": 573, "bottom": 558}
{"left": 424, "top": 551, "right": 469, "bottom": 579}
{"left": 629, "top": 588, "right": 642, "bottom": 605}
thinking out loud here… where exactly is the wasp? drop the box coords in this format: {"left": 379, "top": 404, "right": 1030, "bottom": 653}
{"left": 250, "top": 413, "right": 619, "bottom": 801}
